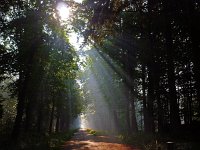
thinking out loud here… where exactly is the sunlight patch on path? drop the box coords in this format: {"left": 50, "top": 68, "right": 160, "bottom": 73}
{"left": 63, "top": 129, "right": 139, "bottom": 150}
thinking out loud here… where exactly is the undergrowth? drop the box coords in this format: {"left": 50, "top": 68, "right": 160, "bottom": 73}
{"left": 118, "top": 133, "right": 157, "bottom": 150}
{"left": 117, "top": 132, "right": 200, "bottom": 150}
{"left": 85, "top": 128, "right": 109, "bottom": 136}
{"left": 0, "top": 128, "right": 78, "bottom": 150}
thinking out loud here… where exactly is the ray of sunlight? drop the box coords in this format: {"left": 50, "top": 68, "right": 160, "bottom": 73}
{"left": 75, "top": 48, "right": 140, "bottom": 133}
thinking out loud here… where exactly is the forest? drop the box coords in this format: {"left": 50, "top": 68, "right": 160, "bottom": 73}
{"left": 0, "top": 0, "right": 200, "bottom": 150}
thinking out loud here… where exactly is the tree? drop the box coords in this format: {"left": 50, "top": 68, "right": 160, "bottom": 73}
{"left": 0, "top": 0, "right": 81, "bottom": 142}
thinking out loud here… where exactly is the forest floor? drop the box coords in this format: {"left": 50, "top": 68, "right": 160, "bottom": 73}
{"left": 62, "top": 129, "right": 139, "bottom": 150}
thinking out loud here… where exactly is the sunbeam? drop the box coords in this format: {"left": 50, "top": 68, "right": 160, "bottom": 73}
{"left": 75, "top": 48, "right": 140, "bottom": 134}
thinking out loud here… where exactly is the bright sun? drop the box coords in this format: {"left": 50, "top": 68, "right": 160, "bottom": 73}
{"left": 56, "top": 0, "right": 85, "bottom": 50}
{"left": 56, "top": 0, "right": 83, "bottom": 21}
{"left": 56, "top": 2, "right": 70, "bottom": 21}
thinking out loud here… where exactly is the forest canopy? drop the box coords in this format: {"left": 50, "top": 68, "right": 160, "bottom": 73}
{"left": 0, "top": 0, "right": 200, "bottom": 149}
{"left": 0, "top": 0, "right": 82, "bottom": 141}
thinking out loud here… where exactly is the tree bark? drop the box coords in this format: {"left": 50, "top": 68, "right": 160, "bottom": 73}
{"left": 49, "top": 98, "right": 55, "bottom": 134}
{"left": 146, "top": 63, "right": 155, "bottom": 133}
{"left": 56, "top": 115, "right": 60, "bottom": 132}
{"left": 130, "top": 96, "right": 138, "bottom": 133}
{"left": 163, "top": 0, "right": 181, "bottom": 130}
{"left": 142, "top": 64, "right": 148, "bottom": 132}
{"left": 187, "top": 0, "right": 200, "bottom": 113}
{"left": 12, "top": 73, "right": 26, "bottom": 140}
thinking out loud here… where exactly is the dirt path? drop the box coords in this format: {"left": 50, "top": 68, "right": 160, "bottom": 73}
{"left": 62, "top": 129, "right": 139, "bottom": 150}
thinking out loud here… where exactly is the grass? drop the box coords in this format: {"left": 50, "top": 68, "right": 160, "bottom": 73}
{"left": 85, "top": 128, "right": 109, "bottom": 136}
{"left": 86, "top": 128, "right": 97, "bottom": 136}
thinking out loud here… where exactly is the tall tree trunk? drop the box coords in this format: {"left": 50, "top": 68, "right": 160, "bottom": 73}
{"left": 145, "top": 0, "right": 158, "bottom": 134}
{"left": 157, "top": 92, "right": 163, "bottom": 133}
{"left": 113, "top": 110, "right": 120, "bottom": 132}
{"left": 188, "top": 78, "right": 193, "bottom": 124}
{"left": 163, "top": 0, "right": 181, "bottom": 130}
{"left": 37, "top": 107, "right": 42, "bottom": 133}
{"left": 187, "top": 0, "right": 200, "bottom": 113}
{"left": 37, "top": 88, "right": 44, "bottom": 133}
{"left": 49, "top": 98, "right": 55, "bottom": 134}
{"left": 25, "top": 94, "right": 36, "bottom": 132}
{"left": 56, "top": 115, "right": 60, "bottom": 132}
{"left": 130, "top": 96, "right": 138, "bottom": 133}
{"left": 142, "top": 64, "right": 148, "bottom": 132}
{"left": 12, "top": 73, "right": 26, "bottom": 140}
{"left": 125, "top": 96, "right": 131, "bottom": 133}
{"left": 153, "top": 60, "right": 164, "bottom": 133}
{"left": 146, "top": 63, "right": 155, "bottom": 133}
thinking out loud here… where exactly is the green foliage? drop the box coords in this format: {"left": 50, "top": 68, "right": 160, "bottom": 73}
{"left": 0, "top": 0, "right": 83, "bottom": 145}
{"left": 48, "top": 129, "right": 78, "bottom": 150}
{"left": 1, "top": 0, "right": 200, "bottom": 149}
{"left": 86, "top": 128, "right": 96, "bottom": 135}
{"left": 0, "top": 84, "right": 17, "bottom": 140}
{"left": 1, "top": 129, "right": 78, "bottom": 150}
{"left": 78, "top": 0, "right": 200, "bottom": 137}
{"left": 86, "top": 128, "right": 110, "bottom": 136}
